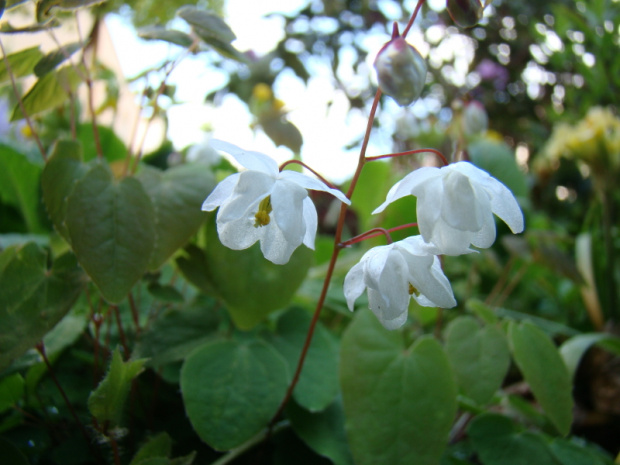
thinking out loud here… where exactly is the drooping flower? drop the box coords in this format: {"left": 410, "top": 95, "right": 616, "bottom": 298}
{"left": 202, "top": 140, "right": 350, "bottom": 265}
{"left": 373, "top": 162, "right": 524, "bottom": 255}
{"left": 344, "top": 236, "right": 456, "bottom": 330}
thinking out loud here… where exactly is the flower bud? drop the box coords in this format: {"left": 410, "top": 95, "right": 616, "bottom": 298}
{"left": 374, "top": 37, "right": 427, "bottom": 106}
{"left": 447, "top": 0, "right": 484, "bottom": 28}
{"left": 462, "top": 101, "right": 488, "bottom": 135}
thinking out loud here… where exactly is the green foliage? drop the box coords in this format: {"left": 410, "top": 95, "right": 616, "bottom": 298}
{"left": 0, "top": 47, "right": 44, "bottom": 84}
{"left": 88, "top": 347, "right": 146, "bottom": 426}
{"left": 136, "top": 163, "right": 214, "bottom": 270}
{"left": 0, "top": 143, "right": 45, "bottom": 233}
{"left": 508, "top": 321, "right": 573, "bottom": 436}
{"left": 180, "top": 339, "right": 289, "bottom": 451}
{"left": 0, "top": 244, "right": 85, "bottom": 370}
{"left": 33, "top": 42, "right": 82, "bottom": 77}
{"left": 341, "top": 309, "right": 458, "bottom": 465}
{"left": 444, "top": 316, "right": 510, "bottom": 405}
{"left": 201, "top": 215, "right": 314, "bottom": 329}
{"left": 65, "top": 162, "right": 156, "bottom": 303}
{"left": 267, "top": 307, "right": 339, "bottom": 412}
{"left": 10, "top": 66, "right": 83, "bottom": 121}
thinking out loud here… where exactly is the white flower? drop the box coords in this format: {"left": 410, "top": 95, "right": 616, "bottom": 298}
{"left": 344, "top": 236, "right": 456, "bottom": 330}
{"left": 202, "top": 140, "right": 350, "bottom": 265}
{"left": 373, "top": 162, "right": 524, "bottom": 255}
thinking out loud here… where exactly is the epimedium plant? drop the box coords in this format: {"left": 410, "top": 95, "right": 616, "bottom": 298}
{"left": 0, "top": 1, "right": 619, "bottom": 465}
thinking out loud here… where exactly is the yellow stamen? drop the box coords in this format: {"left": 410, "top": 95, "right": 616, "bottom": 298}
{"left": 254, "top": 196, "right": 272, "bottom": 228}
{"left": 409, "top": 283, "right": 420, "bottom": 296}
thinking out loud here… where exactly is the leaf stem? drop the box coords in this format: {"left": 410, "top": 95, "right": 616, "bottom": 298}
{"left": 0, "top": 37, "right": 47, "bottom": 161}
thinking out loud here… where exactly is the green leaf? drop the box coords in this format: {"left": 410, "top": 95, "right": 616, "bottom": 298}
{"left": 287, "top": 398, "right": 355, "bottom": 465}
{"left": 136, "top": 163, "right": 213, "bottom": 270}
{"left": 508, "top": 321, "right": 573, "bottom": 436}
{"left": 175, "top": 244, "right": 214, "bottom": 294}
{"left": 203, "top": 215, "right": 313, "bottom": 329}
{"left": 129, "top": 432, "right": 172, "bottom": 465}
{"left": 37, "top": 0, "right": 109, "bottom": 21}
{"left": 0, "top": 437, "right": 29, "bottom": 465}
{"left": 559, "top": 333, "right": 620, "bottom": 379}
{"left": 0, "top": 373, "right": 25, "bottom": 413}
{"left": 340, "top": 309, "right": 457, "bottom": 465}
{"left": 0, "top": 245, "right": 85, "bottom": 371}
{"left": 468, "top": 413, "right": 559, "bottom": 465}
{"left": 180, "top": 339, "right": 289, "bottom": 451}
{"left": 468, "top": 138, "right": 528, "bottom": 199}
{"left": 549, "top": 438, "right": 611, "bottom": 465}
{"left": 259, "top": 115, "right": 303, "bottom": 154}
{"left": 133, "top": 296, "right": 221, "bottom": 368}
{"left": 268, "top": 307, "right": 339, "bottom": 412}
{"left": 444, "top": 316, "right": 510, "bottom": 405}
{"left": 11, "top": 65, "right": 82, "bottom": 121}
{"left": 177, "top": 6, "right": 235, "bottom": 43}
{"left": 41, "top": 139, "right": 87, "bottom": 242}
{"left": 88, "top": 347, "right": 146, "bottom": 426}
{"left": 0, "top": 143, "right": 44, "bottom": 233}
{"left": 33, "top": 42, "right": 81, "bottom": 77}
{"left": 0, "top": 46, "right": 44, "bottom": 84}
{"left": 65, "top": 163, "right": 156, "bottom": 303}
{"left": 138, "top": 26, "right": 194, "bottom": 48}
{"left": 76, "top": 123, "right": 127, "bottom": 162}
{"left": 348, "top": 160, "right": 392, "bottom": 233}
{"left": 465, "top": 299, "right": 498, "bottom": 324}
{"left": 176, "top": 6, "right": 247, "bottom": 62}
{"left": 146, "top": 283, "right": 184, "bottom": 302}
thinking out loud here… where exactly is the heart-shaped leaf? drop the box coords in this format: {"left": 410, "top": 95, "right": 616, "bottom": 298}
{"left": 202, "top": 215, "right": 313, "bottom": 329}
{"left": 340, "top": 309, "right": 457, "bottom": 465}
{"left": 0, "top": 46, "right": 44, "bottom": 84}
{"left": 268, "top": 307, "right": 339, "bottom": 412}
{"left": 0, "top": 243, "right": 85, "bottom": 371}
{"left": 41, "top": 139, "right": 86, "bottom": 242}
{"left": 136, "top": 163, "right": 214, "bottom": 270}
{"left": 180, "top": 339, "right": 289, "bottom": 451}
{"left": 65, "top": 163, "right": 156, "bottom": 303}
{"left": 444, "top": 316, "right": 510, "bottom": 405}
{"left": 508, "top": 321, "right": 573, "bottom": 436}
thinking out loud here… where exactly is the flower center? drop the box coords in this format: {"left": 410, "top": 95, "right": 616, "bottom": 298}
{"left": 254, "top": 195, "right": 272, "bottom": 228}
{"left": 408, "top": 283, "right": 420, "bottom": 296}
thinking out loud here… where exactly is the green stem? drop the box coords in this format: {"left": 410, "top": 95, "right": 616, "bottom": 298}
{"left": 602, "top": 187, "right": 617, "bottom": 321}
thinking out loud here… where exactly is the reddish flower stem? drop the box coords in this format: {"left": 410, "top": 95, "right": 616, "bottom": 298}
{"left": 366, "top": 148, "right": 449, "bottom": 166}
{"left": 340, "top": 223, "right": 418, "bottom": 247}
{"left": 269, "top": 0, "right": 427, "bottom": 429}
{"left": 279, "top": 159, "right": 338, "bottom": 189}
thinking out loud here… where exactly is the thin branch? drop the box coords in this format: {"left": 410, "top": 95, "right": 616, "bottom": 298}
{"left": 279, "top": 159, "right": 339, "bottom": 189}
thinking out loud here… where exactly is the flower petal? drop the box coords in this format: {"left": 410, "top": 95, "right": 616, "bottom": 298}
{"left": 271, "top": 180, "right": 307, "bottom": 247}
{"left": 259, "top": 219, "right": 300, "bottom": 265}
{"left": 280, "top": 170, "right": 351, "bottom": 205}
{"left": 302, "top": 197, "right": 318, "bottom": 249}
{"left": 368, "top": 288, "right": 409, "bottom": 330}
{"left": 344, "top": 262, "right": 366, "bottom": 312}
{"left": 217, "top": 171, "right": 274, "bottom": 223}
{"left": 202, "top": 173, "right": 240, "bottom": 211}
{"left": 210, "top": 139, "right": 278, "bottom": 175}
{"left": 372, "top": 166, "right": 441, "bottom": 214}
{"left": 450, "top": 161, "right": 524, "bottom": 233}
{"left": 216, "top": 212, "right": 261, "bottom": 251}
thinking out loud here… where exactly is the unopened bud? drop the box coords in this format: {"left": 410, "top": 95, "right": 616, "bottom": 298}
{"left": 447, "top": 0, "right": 484, "bottom": 28}
{"left": 374, "top": 37, "right": 427, "bottom": 106}
{"left": 462, "top": 101, "right": 488, "bottom": 135}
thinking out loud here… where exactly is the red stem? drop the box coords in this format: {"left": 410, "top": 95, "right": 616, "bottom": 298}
{"left": 366, "top": 148, "right": 448, "bottom": 166}
{"left": 279, "top": 159, "right": 338, "bottom": 189}
{"left": 112, "top": 305, "right": 130, "bottom": 357}
{"left": 268, "top": 0, "right": 427, "bottom": 429}
{"left": 341, "top": 223, "right": 418, "bottom": 247}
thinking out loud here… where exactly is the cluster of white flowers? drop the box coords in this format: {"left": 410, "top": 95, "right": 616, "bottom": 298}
{"left": 203, "top": 140, "right": 524, "bottom": 330}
